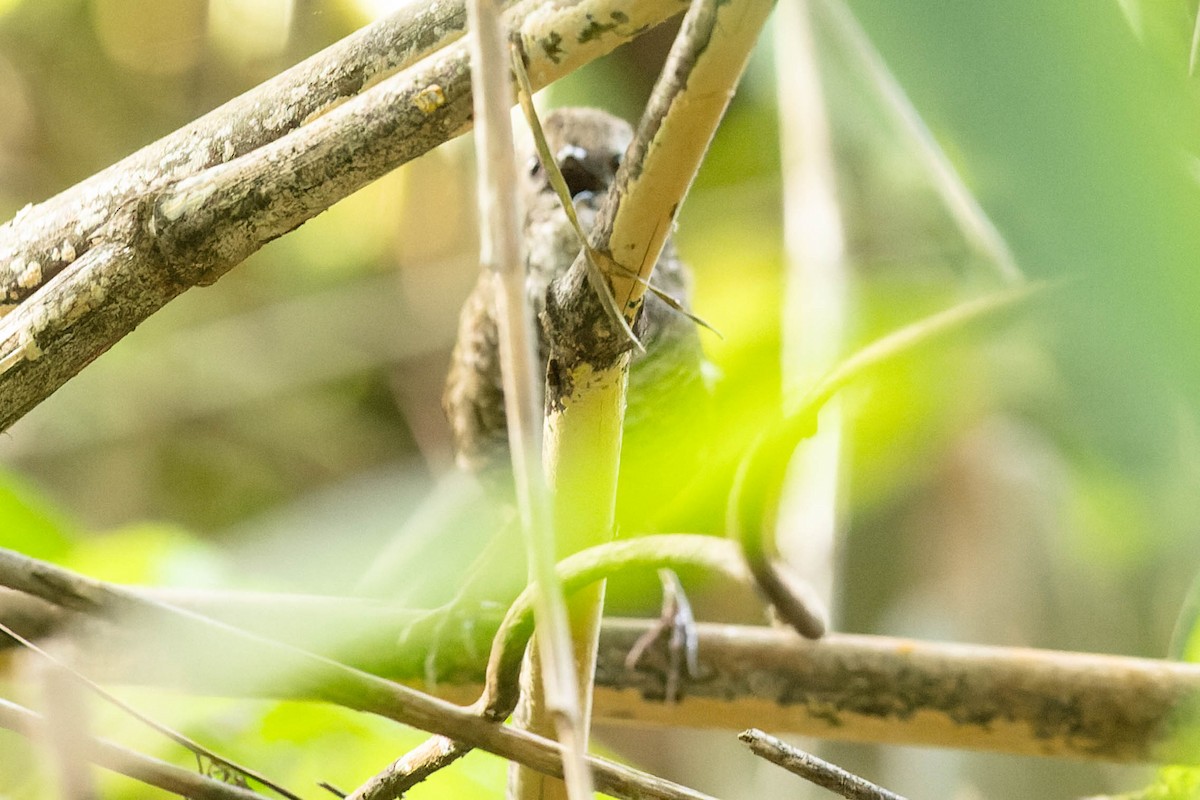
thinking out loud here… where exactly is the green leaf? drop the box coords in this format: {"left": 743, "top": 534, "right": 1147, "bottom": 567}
{"left": 0, "top": 469, "right": 75, "bottom": 559}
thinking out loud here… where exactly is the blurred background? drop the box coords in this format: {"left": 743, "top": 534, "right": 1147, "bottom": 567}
{"left": 1, "top": 0, "right": 1200, "bottom": 798}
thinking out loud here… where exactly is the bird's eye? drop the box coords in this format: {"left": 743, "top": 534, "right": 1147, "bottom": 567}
{"left": 559, "top": 155, "right": 601, "bottom": 199}
{"left": 527, "top": 156, "right": 543, "bottom": 179}
{"left": 609, "top": 152, "right": 623, "bottom": 174}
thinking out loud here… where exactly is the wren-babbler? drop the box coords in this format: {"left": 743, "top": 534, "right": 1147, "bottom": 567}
{"left": 442, "top": 106, "right": 708, "bottom": 504}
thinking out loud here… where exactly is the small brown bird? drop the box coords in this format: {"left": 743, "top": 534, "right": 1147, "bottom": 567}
{"left": 442, "top": 106, "right": 708, "bottom": 510}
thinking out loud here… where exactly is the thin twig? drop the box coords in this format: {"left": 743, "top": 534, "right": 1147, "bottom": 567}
{"left": 738, "top": 729, "right": 908, "bottom": 800}
{"left": 0, "top": 620, "right": 300, "bottom": 800}
{"left": 465, "top": 1, "right": 591, "bottom": 798}
{"left": 0, "top": 547, "right": 715, "bottom": 800}
{"left": 0, "top": 697, "right": 268, "bottom": 800}
{"left": 347, "top": 735, "right": 471, "bottom": 800}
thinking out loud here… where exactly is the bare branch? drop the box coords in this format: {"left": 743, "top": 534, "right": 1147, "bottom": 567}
{"left": 347, "top": 736, "right": 471, "bottom": 800}
{"left": 465, "top": 3, "right": 590, "bottom": 798}
{"left": 739, "top": 729, "right": 907, "bottom": 800}
{"left": 595, "top": 0, "right": 774, "bottom": 316}
{"left": 0, "top": 0, "right": 690, "bottom": 432}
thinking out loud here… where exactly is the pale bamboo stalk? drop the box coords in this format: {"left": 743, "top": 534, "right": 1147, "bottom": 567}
{"left": 768, "top": 4, "right": 849, "bottom": 795}
{"left": 465, "top": 0, "right": 592, "bottom": 797}
{"left": 512, "top": 365, "right": 627, "bottom": 799}
{"left": 512, "top": 0, "right": 775, "bottom": 795}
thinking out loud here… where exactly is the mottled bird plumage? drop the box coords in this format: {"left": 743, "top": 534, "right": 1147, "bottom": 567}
{"left": 442, "top": 107, "right": 707, "bottom": 513}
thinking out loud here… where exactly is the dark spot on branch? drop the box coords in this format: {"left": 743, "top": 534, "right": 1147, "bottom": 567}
{"left": 578, "top": 14, "right": 619, "bottom": 44}
{"left": 540, "top": 32, "right": 564, "bottom": 64}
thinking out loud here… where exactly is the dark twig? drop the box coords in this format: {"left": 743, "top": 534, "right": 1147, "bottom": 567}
{"left": 0, "top": 697, "right": 267, "bottom": 800}
{"left": 346, "top": 736, "right": 470, "bottom": 800}
{"left": 0, "top": 620, "right": 300, "bottom": 799}
{"left": 739, "top": 729, "right": 907, "bottom": 800}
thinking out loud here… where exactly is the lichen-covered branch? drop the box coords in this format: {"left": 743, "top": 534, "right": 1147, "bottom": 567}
{"left": 0, "top": 0, "right": 690, "bottom": 432}
{"left": 597, "top": 621, "right": 1200, "bottom": 766}
{"left": 544, "top": 0, "right": 774, "bottom": 372}
{"left": 0, "top": 0, "right": 470, "bottom": 311}
{"left": 3, "top": 580, "right": 1198, "bottom": 765}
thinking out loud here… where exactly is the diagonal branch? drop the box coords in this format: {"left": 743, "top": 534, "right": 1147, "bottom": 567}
{"left": 0, "top": 697, "right": 269, "bottom": 800}
{"left": 0, "top": 0, "right": 470, "bottom": 311}
{"left": 0, "top": 0, "right": 691, "bottom": 432}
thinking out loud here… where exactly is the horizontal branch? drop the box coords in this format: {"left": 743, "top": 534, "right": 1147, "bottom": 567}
{"left": 0, "top": 0, "right": 689, "bottom": 431}
{"left": 4, "top": 586, "right": 1197, "bottom": 765}
{"left": 597, "top": 621, "right": 1200, "bottom": 766}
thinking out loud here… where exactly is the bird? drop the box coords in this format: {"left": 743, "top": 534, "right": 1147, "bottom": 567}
{"left": 439, "top": 108, "right": 711, "bottom": 689}
{"left": 441, "top": 106, "right": 708, "bottom": 511}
